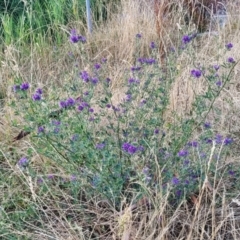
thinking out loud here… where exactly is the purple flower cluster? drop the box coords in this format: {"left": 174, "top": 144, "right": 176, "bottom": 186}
{"left": 122, "top": 142, "right": 138, "bottom": 155}
{"left": 69, "top": 29, "right": 86, "bottom": 44}
{"left": 78, "top": 101, "right": 89, "bottom": 112}
{"left": 150, "top": 41, "right": 156, "bottom": 49}
{"left": 136, "top": 33, "right": 142, "bottom": 38}
{"left": 80, "top": 70, "right": 99, "bottom": 85}
{"left": 138, "top": 58, "right": 156, "bottom": 65}
{"left": 59, "top": 97, "right": 76, "bottom": 109}
{"left": 128, "top": 78, "right": 139, "bottom": 84}
{"left": 226, "top": 43, "right": 233, "bottom": 50}
{"left": 191, "top": 69, "right": 202, "bottom": 78}
{"left": 178, "top": 149, "right": 188, "bottom": 157}
{"left": 131, "top": 66, "right": 141, "bottom": 71}
{"left": 213, "top": 64, "right": 220, "bottom": 71}
{"left": 18, "top": 157, "right": 29, "bottom": 168}
{"left": 32, "top": 88, "right": 43, "bottom": 101}
{"left": 13, "top": 82, "right": 30, "bottom": 92}
{"left": 227, "top": 57, "right": 235, "bottom": 64}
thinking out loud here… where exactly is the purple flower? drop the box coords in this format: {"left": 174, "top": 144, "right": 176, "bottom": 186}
{"left": 20, "top": 82, "right": 30, "bottom": 90}
{"left": 128, "top": 78, "right": 137, "bottom": 84}
{"left": 138, "top": 146, "right": 144, "bottom": 152}
{"left": 150, "top": 41, "right": 156, "bottom": 49}
{"left": 91, "top": 77, "right": 99, "bottom": 85}
{"left": 216, "top": 80, "right": 222, "bottom": 87}
{"left": 204, "top": 122, "right": 211, "bottom": 128}
{"left": 35, "top": 88, "right": 43, "bottom": 94}
{"left": 228, "top": 57, "right": 235, "bottom": 63}
{"left": 78, "top": 105, "right": 84, "bottom": 111}
{"left": 154, "top": 129, "right": 160, "bottom": 134}
{"left": 182, "top": 35, "right": 191, "bottom": 44}
{"left": 32, "top": 93, "right": 41, "bottom": 101}
{"left": 125, "top": 94, "right": 132, "bottom": 102}
{"left": 215, "top": 134, "right": 223, "bottom": 144}
{"left": 101, "top": 58, "right": 107, "bottom": 63}
{"left": 52, "top": 120, "right": 61, "bottom": 126}
{"left": 59, "top": 100, "right": 67, "bottom": 109}
{"left": 191, "top": 69, "right": 202, "bottom": 78}
{"left": 224, "top": 137, "right": 233, "bottom": 145}
{"left": 131, "top": 66, "right": 141, "bottom": 71}
{"left": 122, "top": 142, "right": 131, "bottom": 152}
{"left": 106, "top": 104, "right": 111, "bottom": 108}
{"left": 38, "top": 126, "right": 45, "bottom": 133}
{"left": 18, "top": 157, "right": 28, "bottom": 168}
{"left": 94, "top": 63, "right": 101, "bottom": 70}
{"left": 84, "top": 91, "right": 89, "bottom": 96}
{"left": 106, "top": 78, "right": 111, "bottom": 83}
{"left": 206, "top": 138, "right": 213, "bottom": 144}
{"left": 54, "top": 128, "right": 60, "bottom": 134}
{"left": 188, "top": 141, "right": 198, "bottom": 147}
{"left": 176, "top": 189, "right": 182, "bottom": 197}
{"left": 66, "top": 97, "right": 75, "bottom": 107}
{"left": 13, "top": 85, "right": 20, "bottom": 92}
{"left": 80, "top": 71, "right": 90, "bottom": 82}
{"left": 229, "top": 170, "right": 235, "bottom": 176}
{"left": 178, "top": 149, "right": 188, "bottom": 157}
{"left": 59, "top": 100, "right": 67, "bottom": 108}
{"left": 81, "top": 102, "right": 89, "bottom": 108}
{"left": 138, "top": 57, "right": 145, "bottom": 64}
{"left": 96, "top": 143, "right": 105, "bottom": 149}
{"left": 89, "top": 108, "right": 94, "bottom": 113}
{"left": 69, "top": 29, "right": 86, "bottom": 43}
{"left": 145, "top": 58, "right": 156, "bottom": 65}
{"left": 172, "top": 177, "right": 180, "bottom": 185}
{"left": 226, "top": 43, "right": 233, "bottom": 50}
{"left": 128, "top": 145, "right": 137, "bottom": 154}
{"left": 136, "top": 33, "right": 142, "bottom": 38}
{"left": 140, "top": 99, "right": 147, "bottom": 106}
{"left": 70, "top": 175, "right": 77, "bottom": 182}
{"left": 213, "top": 64, "right": 220, "bottom": 71}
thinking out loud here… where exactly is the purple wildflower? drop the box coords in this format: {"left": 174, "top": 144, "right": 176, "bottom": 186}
{"left": 228, "top": 57, "right": 235, "bottom": 63}
{"left": 182, "top": 35, "right": 191, "bottom": 44}
{"left": 188, "top": 141, "right": 198, "bottom": 147}
{"left": 125, "top": 94, "right": 132, "bottom": 102}
{"left": 78, "top": 105, "right": 84, "bottom": 111}
{"left": 20, "top": 82, "right": 30, "bottom": 90}
{"left": 13, "top": 85, "right": 20, "bottom": 92}
{"left": 32, "top": 93, "right": 41, "bottom": 101}
{"left": 36, "top": 88, "right": 43, "bottom": 94}
{"left": 138, "top": 57, "right": 145, "bottom": 64}
{"left": 106, "top": 104, "right": 111, "bottom": 108}
{"left": 66, "top": 97, "right": 75, "bottom": 107}
{"left": 89, "top": 108, "right": 94, "bottom": 113}
{"left": 131, "top": 66, "right": 141, "bottom": 71}
{"left": 224, "top": 137, "right": 233, "bottom": 145}
{"left": 96, "top": 143, "right": 105, "bottom": 149}
{"left": 128, "top": 78, "right": 136, "bottom": 84}
{"left": 52, "top": 120, "right": 61, "bottom": 126}
{"left": 191, "top": 69, "right": 202, "bottom": 78}
{"left": 81, "top": 102, "right": 89, "bottom": 108}
{"left": 78, "top": 35, "right": 86, "bottom": 43}
{"left": 69, "top": 29, "right": 86, "bottom": 43}
{"left": 18, "top": 157, "right": 28, "bottom": 168}
{"left": 91, "top": 77, "right": 99, "bottom": 85}
{"left": 128, "top": 145, "right": 137, "bottom": 154}
{"left": 59, "top": 100, "right": 67, "bottom": 108}
{"left": 145, "top": 58, "right": 156, "bottom": 65}
{"left": 154, "top": 129, "right": 160, "bottom": 134}
{"left": 213, "top": 64, "right": 220, "bottom": 71}
{"left": 150, "top": 41, "right": 156, "bottom": 49}
{"left": 136, "top": 33, "right": 142, "bottom": 38}
{"left": 215, "top": 134, "right": 223, "bottom": 144}
{"left": 80, "top": 71, "right": 90, "bottom": 82}
{"left": 106, "top": 78, "right": 111, "bottom": 83}
{"left": 229, "top": 170, "right": 235, "bottom": 176}
{"left": 226, "top": 43, "right": 233, "bottom": 50}
{"left": 206, "top": 138, "right": 213, "bottom": 144}
{"left": 204, "top": 122, "right": 211, "bottom": 128}
{"left": 176, "top": 190, "right": 182, "bottom": 197}
{"left": 94, "top": 63, "right": 101, "bottom": 70}
{"left": 216, "top": 80, "right": 222, "bottom": 87}
{"left": 172, "top": 177, "right": 180, "bottom": 185}
{"left": 101, "top": 58, "right": 107, "bottom": 63}
{"left": 178, "top": 149, "right": 188, "bottom": 157}
{"left": 70, "top": 175, "right": 77, "bottom": 182}
{"left": 38, "top": 126, "right": 45, "bottom": 133}
{"left": 140, "top": 99, "right": 147, "bottom": 106}
{"left": 122, "top": 142, "right": 131, "bottom": 152}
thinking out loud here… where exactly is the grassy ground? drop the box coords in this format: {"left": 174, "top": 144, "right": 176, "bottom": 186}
{"left": 1, "top": 0, "right": 240, "bottom": 239}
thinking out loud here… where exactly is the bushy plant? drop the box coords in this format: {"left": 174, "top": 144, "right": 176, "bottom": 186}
{"left": 10, "top": 30, "right": 237, "bottom": 210}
